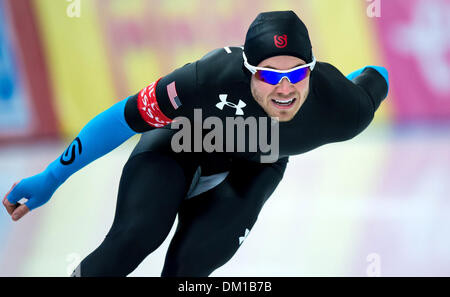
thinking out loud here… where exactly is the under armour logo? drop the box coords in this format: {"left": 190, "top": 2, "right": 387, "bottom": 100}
{"left": 239, "top": 228, "right": 250, "bottom": 245}
{"left": 216, "top": 94, "right": 246, "bottom": 115}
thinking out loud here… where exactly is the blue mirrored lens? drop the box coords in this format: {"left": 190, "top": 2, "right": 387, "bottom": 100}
{"left": 256, "top": 71, "right": 282, "bottom": 84}
{"left": 256, "top": 67, "right": 309, "bottom": 85}
{"left": 288, "top": 68, "right": 309, "bottom": 84}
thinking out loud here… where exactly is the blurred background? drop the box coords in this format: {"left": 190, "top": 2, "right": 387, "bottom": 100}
{"left": 0, "top": 0, "right": 449, "bottom": 276}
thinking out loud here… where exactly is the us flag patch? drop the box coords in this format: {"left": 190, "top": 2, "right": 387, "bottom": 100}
{"left": 137, "top": 78, "right": 172, "bottom": 128}
{"left": 167, "top": 81, "right": 182, "bottom": 110}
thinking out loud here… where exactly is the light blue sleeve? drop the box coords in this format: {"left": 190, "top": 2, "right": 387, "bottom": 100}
{"left": 7, "top": 97, "right": 137, "bottom": 210}
{"left": 347, "top": 65, "right": 389, "bottom": 92}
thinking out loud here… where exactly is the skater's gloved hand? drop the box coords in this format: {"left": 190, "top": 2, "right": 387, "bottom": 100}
{"left": 2, "top": 170, "right": 59, "bottom": 221}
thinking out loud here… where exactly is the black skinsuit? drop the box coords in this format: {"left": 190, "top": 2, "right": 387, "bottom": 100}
{"left": 74, "top": 46, "right": 388, "bottom": 276}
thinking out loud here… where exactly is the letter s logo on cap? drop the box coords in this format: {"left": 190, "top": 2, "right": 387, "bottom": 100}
{"left": 274, "top": 34, "right": 287, "bottom": 48}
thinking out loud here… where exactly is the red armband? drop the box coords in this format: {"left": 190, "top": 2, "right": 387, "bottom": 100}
{"left": 137, "top": 78, "right": 173, "bottom": 128}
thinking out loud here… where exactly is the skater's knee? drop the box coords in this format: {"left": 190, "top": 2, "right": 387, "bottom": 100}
{"left": 106, "top": 223, "right": 168, "bottom": 257}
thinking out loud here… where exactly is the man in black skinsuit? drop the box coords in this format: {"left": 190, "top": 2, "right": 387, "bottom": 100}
{"left": 3, "top": 11, "right": 388, "bottom": 276}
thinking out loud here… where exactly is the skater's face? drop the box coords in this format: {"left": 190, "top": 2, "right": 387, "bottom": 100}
{"left": 250, "top": 55, "right": 311, "bottom": 122}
